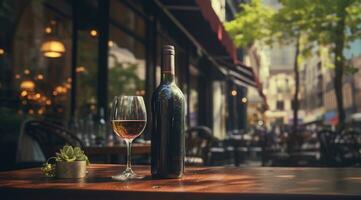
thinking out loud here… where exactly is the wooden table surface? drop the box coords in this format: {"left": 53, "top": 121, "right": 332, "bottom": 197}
{"left": 1, "top": 164, "right": 361, "bottom": 200}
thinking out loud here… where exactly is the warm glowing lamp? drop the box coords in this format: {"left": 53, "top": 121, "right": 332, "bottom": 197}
{"left": 41, "top": 40, "right": 65, "bottom": 58}
{"left": 231, "top": 90, "right": 237, "bottom": 96}
{"left": 20, "top": 80, "right": 35, "bottom": 90}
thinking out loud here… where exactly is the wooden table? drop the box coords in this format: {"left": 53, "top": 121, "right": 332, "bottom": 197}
{"left": 1, "top": 165, "right": 361, "bottom": 200}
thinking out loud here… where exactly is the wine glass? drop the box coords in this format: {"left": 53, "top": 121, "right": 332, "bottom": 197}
{"left": 111, "top": 96, "right": 147, "bottom": 180}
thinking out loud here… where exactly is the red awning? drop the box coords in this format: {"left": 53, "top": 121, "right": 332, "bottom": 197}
{"left": 195, "top": 0, "right": 237, "bottom": 64}
{"left": 158, "top": 0, "right": 267, "bottom": 106}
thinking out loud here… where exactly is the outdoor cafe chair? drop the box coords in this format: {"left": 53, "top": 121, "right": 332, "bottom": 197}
{"left": 185, "top": 126, "right": 213, "bottom": 166}
{"left": 18, "top": 120, "right": 83, "bottom": 162}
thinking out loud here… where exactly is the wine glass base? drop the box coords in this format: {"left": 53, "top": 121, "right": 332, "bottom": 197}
{"left": 111, "top": 168, "right": 143, "bottom": 181}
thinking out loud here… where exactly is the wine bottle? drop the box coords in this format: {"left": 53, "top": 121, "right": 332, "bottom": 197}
{"left": 151, "top": 45, "right": 185, "bottom": 179}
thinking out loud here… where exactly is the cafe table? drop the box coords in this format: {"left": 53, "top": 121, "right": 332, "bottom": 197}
{"left": 0, "top": 164, "right": 361, "bottom": 200}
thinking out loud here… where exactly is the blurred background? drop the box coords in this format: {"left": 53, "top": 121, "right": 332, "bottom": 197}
{"left": 0, "top": 0, "right": 360, "bottom": 170}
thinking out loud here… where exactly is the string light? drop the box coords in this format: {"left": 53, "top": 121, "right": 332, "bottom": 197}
{"left": 55, "top": 86, "right": 66, "bottom": 93}
{"left": 76, "top": 66, "right": 86, "bottom": 73}
{"left": 20, "top": 91, "right": 28, "bottom": 97}
{"left": 241, "top": 97, "right": 248, "bottom": 103}
{"left": 38, "top": 109, "right": 44, "bottom": 115}
{"left": 35, "top": 93, "right": 41, "bottom": 99}
{"left": 37, "top": 74, "right": 44, "bottom": 80}
{"left": 231, "top": 90, "right": 237, "bottom": 96}
{"left": 45, "top": 27, "right": 52, "bottom": 34}
{"left": 90, "top": 29, "right": 97, "bottom": 37}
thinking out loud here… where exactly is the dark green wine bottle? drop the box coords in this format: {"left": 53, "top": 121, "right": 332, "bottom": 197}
{"left": 151, "top": 45, "right": 185, "bottom": 179}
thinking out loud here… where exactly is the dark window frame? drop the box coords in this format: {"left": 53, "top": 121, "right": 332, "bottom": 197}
{"left": 276, "top": 100, "right": 284, "bottom": 111}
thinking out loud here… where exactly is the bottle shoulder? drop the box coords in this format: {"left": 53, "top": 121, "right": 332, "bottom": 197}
{"left": 153, "top": 83, "right": 184, "bottom": 100}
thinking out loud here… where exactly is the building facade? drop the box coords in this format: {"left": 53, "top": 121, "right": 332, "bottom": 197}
{"left": 0, "top": 0, "right": 261, "bottom": 140}
{"left": 264, "top": 70, "right": 296, "bottom": 127}
{"left": 301, "top": 45, "right": 361, "bottom": 125}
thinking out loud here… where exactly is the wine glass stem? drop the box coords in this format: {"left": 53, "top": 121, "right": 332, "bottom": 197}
{"left": 126, "top": 140, "right": 132, "bottom": 171}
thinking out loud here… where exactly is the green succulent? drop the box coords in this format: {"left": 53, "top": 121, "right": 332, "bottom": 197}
{"left": 41, "top": 160, "right": 56, "bottom": 177}
{"left": 41, "top": 145, "right": 90, "bottom": 177}
{"left": 55, "top": 145, "right": 89, "bottom": 164}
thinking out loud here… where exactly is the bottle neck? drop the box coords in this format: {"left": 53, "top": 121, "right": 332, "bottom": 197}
{"left": 161, "top": 73, "right": 175, "bottom": 83}
{"left": 161, "top": 53, "right": 175, "bottom": 83}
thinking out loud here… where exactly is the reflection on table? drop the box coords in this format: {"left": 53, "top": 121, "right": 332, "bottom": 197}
{"left": 1, "top": 164, "right": 361, "bottom": 200}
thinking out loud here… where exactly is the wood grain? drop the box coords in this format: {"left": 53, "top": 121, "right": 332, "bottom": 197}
{"left": 1, "top": 164, "right": 361, "bottom": 200}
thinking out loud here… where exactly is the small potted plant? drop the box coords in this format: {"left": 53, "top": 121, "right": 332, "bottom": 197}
{"left": 41, "top": 145, "right": 89, "bottom": 179}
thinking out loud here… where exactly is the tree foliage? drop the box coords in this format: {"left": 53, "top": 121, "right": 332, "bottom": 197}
{"left": 275, "top": 0, "right": 361, "bottom": 57}
{"left": 226, "top": 0, "right": 361, "bottom": 127}
{"left": 225, "top": 0, "right": 275, "bottom": 47}
{"left": 108, "top": 54, "right": 144, "bottom": 103}
{"left": 302, "top": 0, "right": 361, "bottom": 126}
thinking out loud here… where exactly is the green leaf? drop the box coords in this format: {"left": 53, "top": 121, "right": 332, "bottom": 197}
{"left": 41, "top": 162, "right": 55, "bottom": 177}
{"left": 225, "top": 0, "right": 275, "bottom": 48}
{"left": 74, "top": 147, "right": 81, "bottom": 155}
{"left": 63, "top": 145, "right": 74, "bottom": 156}
{"left": 54, "top": 145, "right": 89, "bottom": 163}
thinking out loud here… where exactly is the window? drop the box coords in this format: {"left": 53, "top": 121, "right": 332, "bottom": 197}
{"left": 189, "top": 65, "right": 199, "bottom": 127}
{"left": 76, "top": 30, "right": 98, "bottom": 117}
{"left": 317, "top": 62, "right": 322, "bottom": 71}
{"left": 108, "top": 2, "right": 146, "bottom": 109}
{"left": 109, "top": 0, "right": 145, "bottom": 40}
{"left": 73, "top": 0, "right": 99, "bottom": 119}
{"left": 276, "top": 100, "right": 284, "bottom": 111}
{"left": 0, "top": 0, "right": 72, "bottom": 123}
{"left": 108, "top": 26, "right": 145, "bottom": 99}
{"left": 285, "top": 78, "right": 290, "bottom": 92}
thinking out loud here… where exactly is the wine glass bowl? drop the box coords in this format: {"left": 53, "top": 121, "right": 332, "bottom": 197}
{"left": 111, "top": 96, "right": 147, "bottom": 180}
{"left": 112, "top": 120, "right": 146, "bottom": 140}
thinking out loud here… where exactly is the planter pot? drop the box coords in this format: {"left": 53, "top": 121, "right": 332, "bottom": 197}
{"left": 56, "top": 161, "right": 87, "bottom": 179}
